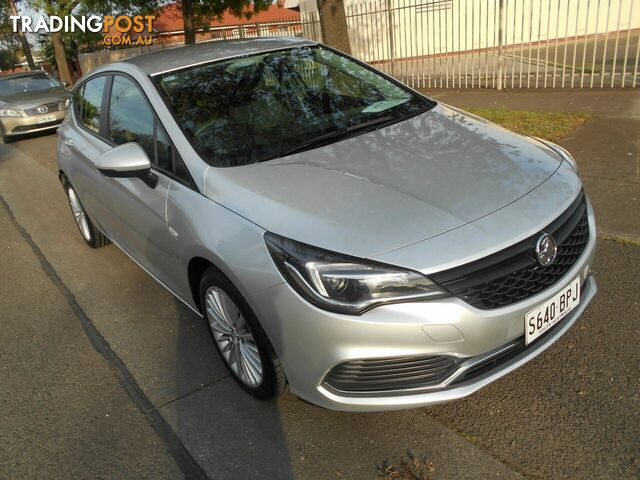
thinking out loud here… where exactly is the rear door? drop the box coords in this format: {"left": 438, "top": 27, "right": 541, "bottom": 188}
{"left": 58, "top": 74, "right": 112, "bottom": 228}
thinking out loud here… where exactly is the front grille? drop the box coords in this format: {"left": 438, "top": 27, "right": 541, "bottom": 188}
{"left": 431, "top": 192, "right": 589, "bottom": 310}
{"left": 324, "top": 355, "right": 459, "bottom": 393}
{"left": 23, "top": 102, "right": 61, "bottom": 116}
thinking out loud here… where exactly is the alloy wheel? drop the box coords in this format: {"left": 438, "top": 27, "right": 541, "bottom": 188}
{"left": 67, "top": 187, "right": 91, "bottom": 241}
{"left": 205, "top": 286, "right": 263, "bottom": 387}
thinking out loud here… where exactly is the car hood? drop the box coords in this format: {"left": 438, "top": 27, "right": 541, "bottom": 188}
{"left": 0, "top": 87, "right": 70, "bottom": 109}
{"left": 204, "top": 103, "right": 564, "bottom": 258}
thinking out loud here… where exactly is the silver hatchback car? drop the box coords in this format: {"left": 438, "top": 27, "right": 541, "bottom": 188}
{"left": 57, "top": 38, "right": 596, "bottom": 411}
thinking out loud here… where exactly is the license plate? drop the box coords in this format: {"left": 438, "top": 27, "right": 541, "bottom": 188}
{"left": 36, "top": 114, "right": 56, "bottom": 123}
{"left": 525, "top": 276, "right": 580, "bottom": 345}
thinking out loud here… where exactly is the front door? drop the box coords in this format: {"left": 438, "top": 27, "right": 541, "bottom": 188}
{"left": 93, "top": 74, "right": 181, "bottom": 294}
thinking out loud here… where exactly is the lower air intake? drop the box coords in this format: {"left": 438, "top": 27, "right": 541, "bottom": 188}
{"left": 324, "top": 355, "right": 459, "bottom": 393}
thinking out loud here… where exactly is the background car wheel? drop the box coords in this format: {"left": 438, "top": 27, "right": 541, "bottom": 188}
{"left": 199, "top": 267, "right": 287, "bottom": 400}
{"left": 61, "top": 176, "right": 110, "bottom": 248}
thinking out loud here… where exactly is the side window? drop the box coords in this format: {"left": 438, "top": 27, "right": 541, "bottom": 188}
{"left": 173, "top": 155, "right": 191, "bottom": 184}
{"left": 73, "top": 85, "right": 85, "bottom": 120}
{"left": 77, "top": 76, "right": 106, "bottom": 133}
{"left": 155, "top": 123, "right": 173, "bottom": 172}
{"left": 108, "top": 76, "right": 155, "bottom": 161}
{"left": 108, "top": 74, "right": 193, "bottom": 188}
{"left": 156, "top": 124, "right": 192, "bottom": 185}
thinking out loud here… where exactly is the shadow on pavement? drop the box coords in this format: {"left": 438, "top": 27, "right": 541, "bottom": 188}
{"left": 168, "top": 297, "right": 296, "bottom": 479}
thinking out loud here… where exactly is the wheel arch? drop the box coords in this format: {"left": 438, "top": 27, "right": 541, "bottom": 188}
{"left": 187, "top": 256, "right": 229, "bottom": 313}
{"left": 189, "top": 253, "right": 288, "bottom": 397}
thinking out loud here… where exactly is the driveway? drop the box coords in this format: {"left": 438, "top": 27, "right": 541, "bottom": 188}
{"left": 1, "top": 91, "right": 638, "bottom": 479}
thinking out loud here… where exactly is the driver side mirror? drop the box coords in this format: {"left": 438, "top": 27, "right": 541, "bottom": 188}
{"left": 96, "top": 143, "right": 158, "bottom": 189}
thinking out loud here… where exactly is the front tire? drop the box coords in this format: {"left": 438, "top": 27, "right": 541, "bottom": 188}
{"left": 61, "top": 176, "right": 110, "bottom": 248}
{"left": 199, "top": 267, "right": 287, "bottom": 400}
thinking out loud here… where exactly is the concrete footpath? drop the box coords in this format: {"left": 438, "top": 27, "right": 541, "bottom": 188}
{"left": 0, "top": 190, "right": 185, "bottom": 477}
{"left": 421, "top": 89, "right": 640, "bottom": 242}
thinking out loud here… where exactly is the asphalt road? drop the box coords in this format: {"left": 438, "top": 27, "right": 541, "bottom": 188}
{"left": 1, "top": 112, "right": 638, "bottom": 478}
{"left": 0, "top": 192, "right": 183, "bottom": 479}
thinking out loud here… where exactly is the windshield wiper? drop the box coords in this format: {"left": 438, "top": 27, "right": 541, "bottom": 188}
{"left": 257, "top": 115, "right": 396, "bottom": 163}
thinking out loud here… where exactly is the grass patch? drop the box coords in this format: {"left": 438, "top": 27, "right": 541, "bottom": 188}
{"left": 465, "top": 108, "right": 591, "bottom": 142}
{"left": 599, "top": 235, "right": 640, "bottom": 247}
{"left": 460, "top": 431, "right": 477, "bottom": 442}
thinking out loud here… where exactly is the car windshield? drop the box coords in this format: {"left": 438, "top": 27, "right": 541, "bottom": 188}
{"left": 154, "top": 46, "right": 434, "bottom": 167}
{"left": 0, "top": 73, "right": 61, "bottom": 97}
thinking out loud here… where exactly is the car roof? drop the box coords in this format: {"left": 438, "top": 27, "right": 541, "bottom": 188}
{"left": 0, "top": 70, "right": 49, "bottom": 80}
{"left": 123, "top": 37, "right": 317, "bottom": 76}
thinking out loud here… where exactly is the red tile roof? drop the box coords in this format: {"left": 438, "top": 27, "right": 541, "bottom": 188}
{"left": 153, "top": 2, "right": 300, "bottom": 33}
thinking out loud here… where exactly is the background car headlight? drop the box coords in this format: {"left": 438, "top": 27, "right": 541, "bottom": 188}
{"left": 534, "top": 137, "right": 578, "bottom": 172}
{"left": 265, "top": 232, "right": 447, "bottom": 314}
{"left": 0, "top": 109, "right": 22, "bottom": 117}
{"left": 63, "top": 98, "right": 71, "bottom": 109}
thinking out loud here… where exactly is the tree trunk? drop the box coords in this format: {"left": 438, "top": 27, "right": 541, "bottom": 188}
{"left": 51, "top": 32, "right": 72, "bottom": 85}
{"left": 318, "top": 0, "right": 351, "bottom": 55}
{"left": 182, "top": 0, "right": 196, "bottom": 45}
{"left": 9, "top": 0, "right": 35, "bottom": 70}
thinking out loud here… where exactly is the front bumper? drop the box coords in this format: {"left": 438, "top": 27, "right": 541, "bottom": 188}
{"left": 1, "top": 109, "right": 66, "bottom": 136}
{"left": 317, "top": 276, "right": 596, "bottom": 411}
{"left": 247, "top": 201, "right": 597, "bottom": 411}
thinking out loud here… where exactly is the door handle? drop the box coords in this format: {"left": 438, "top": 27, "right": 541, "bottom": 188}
{"left": 64, "top": 138, "right": 74, "bottom": 147}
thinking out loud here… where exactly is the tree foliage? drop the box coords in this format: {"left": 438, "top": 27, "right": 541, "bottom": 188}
{"left": 38, "top": 28, "right": 101, "bottom": 69}
{"left": 175, "top": 0, "right": 273, "bottom": 44}
{"left": 0, "top": 0, "right": 15, "bottom": 44}
{"left": 1, "top": 0, "right": 30, "bottom": 71}
{"left": 25, "top": 0, "right": 159, "bottom": 82}
{"left": 27, "top": 0, "right": 157, "bottom": 17}
{"left": 177, "top": 0, "right": 273, "bottom": 23}
{"left": 0, "top": 45, "right": 22, "bottom": 71}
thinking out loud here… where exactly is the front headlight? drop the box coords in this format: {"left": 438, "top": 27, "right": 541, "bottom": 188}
{"left": 0, "top": 109, "right": 22, "bottom": 117}
{"left": 534, "top": 137, "right": 578, "bottom": 172}
{"left": 265, "top": 232, "right": 447, "bottom": 314}
{"left": 63, "top": 98, "right": 71, "bottom": 109}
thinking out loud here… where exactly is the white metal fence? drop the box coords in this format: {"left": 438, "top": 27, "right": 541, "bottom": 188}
{"left": 200, "top": 1, "right": 640, "bottom": 89}
{"left": 344, "top": 0, "right": 640, "bottom": 88}
{"left": 81, "top": 1, "right": 640, "bottom": 88}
